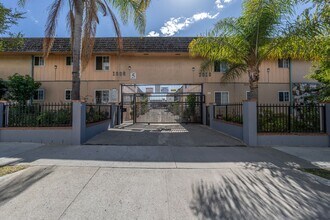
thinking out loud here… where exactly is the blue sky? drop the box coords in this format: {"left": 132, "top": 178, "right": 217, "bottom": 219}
{"left": 2, "top": 0, "right": 306, "bottom": 37}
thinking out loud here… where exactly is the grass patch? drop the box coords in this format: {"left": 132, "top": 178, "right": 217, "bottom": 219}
{"left": 300, "top": 168, "right": 330, "bottom": 180}
{"left": 0, "top": 165, "right": 27, "bottom": 177}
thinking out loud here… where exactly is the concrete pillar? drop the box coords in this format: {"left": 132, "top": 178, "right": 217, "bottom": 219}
{"left": 72, "top": 102, "right": 86, "bottom": 145}
{"left": 209, "top": 105, "right": 214, "bottom": 128}
{"left": 110, "top": 104, "right": 116, "bottom": 128}
{"left": 243, "top": 101, "right": 258, "bottom": 146}
{"left": 0, "top": 102, "right": 4, "bottom": 128}
{"left": 202, "top": 104, "right": 206, "bottom": 125}
{"left": 326, "top": 103, "right": 330, "bottom": 147}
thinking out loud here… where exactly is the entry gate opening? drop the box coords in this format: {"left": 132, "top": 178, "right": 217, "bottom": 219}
{"left": 121, "top": 84, "right": 204, "bottom": 124}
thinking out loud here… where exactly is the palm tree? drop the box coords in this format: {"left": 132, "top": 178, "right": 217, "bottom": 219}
{"left": 19, "top": 0, "right": 150, "bottom": 100}
{"left": 189, "top": 0, "right": 321, "bottom": 101}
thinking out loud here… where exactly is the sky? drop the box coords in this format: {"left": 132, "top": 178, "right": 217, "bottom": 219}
{"left": 2, "top": 0, "right": 307, "bottom": 38}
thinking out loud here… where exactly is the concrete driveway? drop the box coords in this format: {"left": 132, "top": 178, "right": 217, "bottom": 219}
{"left": 86, "top": 123, "right": 244, "bottom": 146}
{"left": 0, "top": 143, "right": 329, "bottom": 219}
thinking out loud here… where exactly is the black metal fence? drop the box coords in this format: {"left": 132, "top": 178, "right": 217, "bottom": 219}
{"left": 2, "top": 103, "right": 72, "bottom": 127}
{"left": 213, "top": 103, "right": 243, "bottom": 124}
{"left": 257, "top": 104, "right": 326, "bottom": 133}
{"left": 86, "top": 104, "right": 111, "bottom": 124}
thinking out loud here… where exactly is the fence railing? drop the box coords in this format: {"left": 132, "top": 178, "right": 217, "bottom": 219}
{"left": 257, "top": 104, "right": 326, "bottom": 133}
{"left": 2, "top": 103, "right": 72, "bottom": 127}
{"left": 86, "top": 104, "right": 111, "bottom": 124}
{"left": 213, "top": 103, "right": 243, "bottom": 124}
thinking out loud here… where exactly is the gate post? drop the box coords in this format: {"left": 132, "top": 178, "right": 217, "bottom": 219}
{"left": 72, "top": 101, "right": 86, "bottom": 145}
{"left": 243, "top": 101, "right": 258, "bottom": 146}
{"left": 202, "top": 103, "right": 207, "bottom": 125}
{"left": 0, "top": 102, "right": 4, "bottom": 128}
{"left": 325, "top": 103, "right": 330, "bottom": 147}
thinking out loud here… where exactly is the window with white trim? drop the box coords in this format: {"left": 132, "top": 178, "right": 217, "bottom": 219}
{"left": 278, "top": 59, "right": 289, "bottom": 68}
{"left": 34, "top": 56, "right": 44, "bottom": 66}
{"left": 65, "top": 89, "right": 72, "bottom": 101}
{"left": 214, "top": 61, "right": 228, "bottom": 72}
{"left": 278, "top": 91, "right": 289, "bottom": 102}
{"left": 96, "top": 56, "right": 110, "bottom": 70}
{"left": 66, "top": 57, "right": 73, "bottom": 66}
{"left": 214, "top": 91, "right": 229, "bottom": 105}
{"left": 33, "top": 89, "right": 44, "bottom": 101}
{"left": 95, "top": 90, "right": 110, "bottom": 104}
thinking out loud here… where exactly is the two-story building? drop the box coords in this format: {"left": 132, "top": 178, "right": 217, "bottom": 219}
{"left": 0, "top": 37, "right": 318, "bottom": 122}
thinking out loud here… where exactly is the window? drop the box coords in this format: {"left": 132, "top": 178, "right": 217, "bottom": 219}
{"left": 278, "top": 59, "right": 289, "bottom": 68}
{"left": 246, "top": 91, "right": 251, "bottom": 100}
{"left": 95, "top": 90, "right": 110, "bottom": 104}
{"left": 33, "top": 89, "right": 44, "bottom": 101}
{"left": 34, "top": 56, "right": 44, "bottom": 66}
{"left": 214, "top": 91, "right": 229, "bottom": 105}
{"left": 96, "top": 56, "right": 110, "bottom": 70}
{"left": 65, "top": 89, "right": 72, "bottom": 101}
{"left": 66, "top": 57, "right": 73, "bottom": 66}
{"left": 214, "top": 61, "right": 228, "bottom": 72}
{"left": 278, "top": 91, "right": 289, "bottom": 102}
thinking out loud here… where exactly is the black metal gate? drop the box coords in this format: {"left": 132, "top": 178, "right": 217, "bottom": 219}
{"left": 121, "top": 84, "right": 204, "bottom": 124}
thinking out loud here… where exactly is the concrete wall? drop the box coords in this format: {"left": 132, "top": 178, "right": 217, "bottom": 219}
{"left": 258, "top": 134, "right": 329, "bottom": 147}
{"left": 0, "top": 128, "right": 73, "bottom": 144}
{"left": 211, "top": 119, "right": 243, "bottom": 140}
{"left": 85, "top": 120, "right": 111, "bottom": 142}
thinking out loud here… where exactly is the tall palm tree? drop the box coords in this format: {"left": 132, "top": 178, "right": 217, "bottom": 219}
{"left": 189, "top": 0, "right": 321, "bottom": 101}
{"left": 19, "top": 0, "right": 150, "bottom": 100}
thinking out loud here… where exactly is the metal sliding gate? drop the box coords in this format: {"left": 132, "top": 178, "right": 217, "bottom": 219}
{"left": 121, "top": 84, "right": 204, "bottom": 124}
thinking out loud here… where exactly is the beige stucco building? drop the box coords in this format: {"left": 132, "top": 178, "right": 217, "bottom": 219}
{"left": 0, "top": 37, "right": 317, "bottom": 107}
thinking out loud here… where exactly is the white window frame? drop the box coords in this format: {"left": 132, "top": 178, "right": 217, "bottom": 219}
{"left": 64, "top": 89, "right": 72, "bottom": 101}
{"left": 34, "top": 56, "right": 45, "bottom": 66}
{"left": 214, "top": 91, "right": 229, "bottom": 105}
{"left": 278, "top": 59, "right": 289, "bottom": 68}
{"left": 33, "top": 89, "right": 45, "bottom": 101}
{"left": 95, "top": 56, "right": 110, "bottom": 71}
{"left": 94, "top": 89, "right": 110, "bottom": 104}
{"left": 66, "top": 56, "right": 73, "bottom": 66}
{"left": 278, "top": 91, "right": 290, "bottom": 102}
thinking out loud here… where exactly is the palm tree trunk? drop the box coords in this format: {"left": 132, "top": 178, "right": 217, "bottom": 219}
{"left": 71, "top": 2, "right": 84, "bottom": 101}
{"left": 248, "top": 66, "right": 259, "bottom": 101}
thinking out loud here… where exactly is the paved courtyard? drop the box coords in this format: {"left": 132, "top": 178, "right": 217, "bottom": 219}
{"left": 0, "top": 141, "right": 329, "bottom": 219}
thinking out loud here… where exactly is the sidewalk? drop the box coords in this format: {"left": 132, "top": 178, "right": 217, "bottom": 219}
{"left": 273, "top": 146, "right": 330, "bottom": 169}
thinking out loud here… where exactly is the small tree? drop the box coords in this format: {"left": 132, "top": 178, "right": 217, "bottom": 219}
{"left": 0, "top": 78, "right": 8, "bottom": 99}
{"left": 7, "top": 73, "right": 41, "bottom": 104}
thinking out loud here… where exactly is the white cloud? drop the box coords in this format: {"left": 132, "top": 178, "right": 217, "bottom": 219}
{"left": 147, "top": 1, "right": 234, "bottom": 37}
{"left": 27, "top": 9, "right": 39, "bottom": 24}
{"left": 147, "top": 31, "right": 160, "bottom": 37}
{"left": 157, "top": 12, "right": 219, "bottom": 37}
{"left": 215, "top": 0, "right": 232, "bottom": 9}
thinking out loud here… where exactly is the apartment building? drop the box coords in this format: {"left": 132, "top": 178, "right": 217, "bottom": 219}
{"left": 0, "top": 37, "right": 317, "bottom": 107}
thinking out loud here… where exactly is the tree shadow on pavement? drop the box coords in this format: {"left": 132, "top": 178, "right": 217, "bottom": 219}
{"left": 190, "top": 164, "right": 330, "bottom": 220}
{"left": 0, "top": 166, "right": 54, "bottom": 206}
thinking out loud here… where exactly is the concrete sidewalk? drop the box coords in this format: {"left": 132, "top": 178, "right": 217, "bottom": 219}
{"left": 273, "top": 146, "right": 330, "bottom": 169}
{"left": 0, "top": 143, "right": 329, "bottom": 219}
{"left": 0, "top": 165, "right": 329, "bottom": 220}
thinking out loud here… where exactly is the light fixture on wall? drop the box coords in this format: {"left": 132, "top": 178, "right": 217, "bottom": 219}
{"left": 267, "top": 68, "right": 270, "bottom": 83}
{"left": 192, "top": 67, "right": 196, "bottom": 72}
{"left": 54, "top": 65, "right": 58, "bottom": 81}
{"left": 128, "top": 66, "right": 131, "bottom": 71}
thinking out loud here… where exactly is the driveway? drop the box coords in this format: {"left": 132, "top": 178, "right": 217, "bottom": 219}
{"left": 86, "top": 123, "right": 244, "bottom": 146}
{"left": 0, "top": 143, "right": 329, "bottom": 219}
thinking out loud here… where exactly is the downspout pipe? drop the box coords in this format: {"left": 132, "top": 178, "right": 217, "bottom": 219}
{"left": 289, "top": 58, "right": 293, "bottom": 105}
{"left": 30, "top": 55, "right": 35, "bottom": 104}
